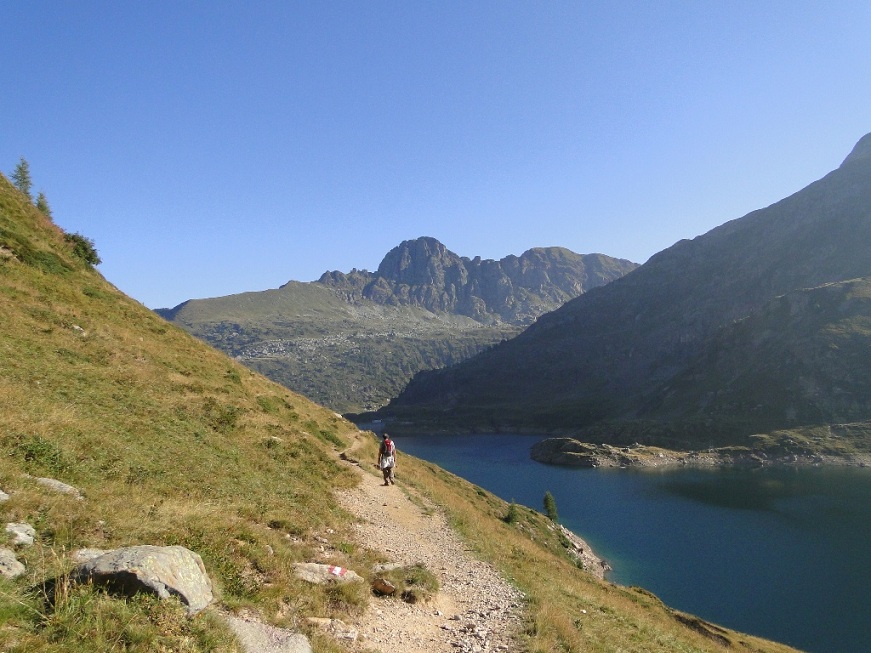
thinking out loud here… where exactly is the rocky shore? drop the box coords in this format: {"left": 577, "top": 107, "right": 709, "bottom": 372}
{"left": 530, "top": 437, "right": 871, "bottom": 469}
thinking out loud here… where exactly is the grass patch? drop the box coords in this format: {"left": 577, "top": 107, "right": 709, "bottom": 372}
{"left": 374, "top": 563, "right": 440, "bottom": 604}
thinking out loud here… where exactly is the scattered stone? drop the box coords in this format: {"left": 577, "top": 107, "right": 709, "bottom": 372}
{"left": 33, "top": 477, "right": 84, "bottom": 500}
{"left": 292, "top": 563, "right": 362, "bottom": 584}
{"left": 224, "top": 613, "right": 313, "bottom": 653}
{"left": 5, "top": 523, "right": 36, "bottom": 546}
{"left": 306, "top": 617, "right": 359, "bottom": 641}
{"left": 71, "top": 548, "right": 110, "bottom": 563}
{"left": 0, "top": 488, "right": 9, "bottom": 502}
{"left": 372, "top": 577, "right": 396, "bottom": 595}
{"left": 0, "top": 547, "right": 26, "bottom": 579}
{"left": 558, "top": 525, "right": 610, "bottom": 578}
{"left": 71, "top": 545, "right": 213, "bottom": 615}
{"left": 372, "top": 562, "right": 403, "bottom": 573}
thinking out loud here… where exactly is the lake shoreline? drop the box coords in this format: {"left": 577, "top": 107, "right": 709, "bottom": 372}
{"left": 529, "top": 437, "right": 871, "bottom": 469}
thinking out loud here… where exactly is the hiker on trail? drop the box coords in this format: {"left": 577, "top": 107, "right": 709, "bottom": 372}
{"left": 377, "top": 433, "right": 396, "bottom": 486}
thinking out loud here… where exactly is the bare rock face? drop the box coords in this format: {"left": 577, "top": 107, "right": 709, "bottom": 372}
{"left": 320, "top": 237, "right": 637, "bottom": 325}
{"left": 71, "top": 545, "right": 214, "bottom": 615}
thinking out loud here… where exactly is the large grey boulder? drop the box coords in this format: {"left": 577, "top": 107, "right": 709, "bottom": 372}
{"left": 0, "top": 547, "right": 26, "bottom": 579}
{"left": 5, "top": 523, "right": 36, "bottom": 546}
{"left": 224, "top": 614, "right": 313, "bottom": 653}
{"left": 72, "top": 545, "right": 213, "bottom": 615}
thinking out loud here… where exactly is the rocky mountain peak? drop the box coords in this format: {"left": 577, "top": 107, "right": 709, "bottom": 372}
{"left": 317, "top": 237, "right": 638, "bottom": 325}
{"left": 376, "top": 237, "right": 466, "bottom": 287}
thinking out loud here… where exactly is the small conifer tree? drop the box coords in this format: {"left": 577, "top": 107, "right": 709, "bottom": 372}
{"left": 36, "top": 191, "right": 53, "bottom": 218}
{"left": 543, "top": 490, "right": 559, "bottom": 522}
{"left": 504, "top": 501, "right": 519, "bottom": 524}
{"left": 11, "top": 157, "right": 33, "bottom": 201}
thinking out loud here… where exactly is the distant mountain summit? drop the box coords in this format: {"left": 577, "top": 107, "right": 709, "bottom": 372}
{"left": 382, "top": 133, "right": 871, "bottom": 454}
{"left": 317, "top": 236, "right": 637, "bottom": 324}
{"left": 841, "top": 131, "right": 871, "bottom": 167}
{"left": 159, "top": 238, "right": 637, "bottom": 412}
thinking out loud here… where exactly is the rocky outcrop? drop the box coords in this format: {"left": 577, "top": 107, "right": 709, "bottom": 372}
{"left": 557, "top": 525, "right": 611, "bottom": 578}
{"left": 71, "top": 545, "right": 214, "bottom": 615}
{"left": 318, "top": 237, "right": 638, "bottom": 325}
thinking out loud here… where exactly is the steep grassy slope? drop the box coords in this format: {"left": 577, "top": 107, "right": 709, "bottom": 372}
{"left": 383, "top": 133, "right": 871, "bottom": 451}
{"left": 0, "top": 173, "right": 798, "bottom": 652}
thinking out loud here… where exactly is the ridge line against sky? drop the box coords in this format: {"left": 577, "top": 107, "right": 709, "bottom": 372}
{"left": 2, "top": 1, "right": 870, "bottom": 309}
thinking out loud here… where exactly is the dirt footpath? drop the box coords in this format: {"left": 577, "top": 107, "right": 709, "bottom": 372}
{"left": 336, "top": 461, "right": 525, "bottom": 653}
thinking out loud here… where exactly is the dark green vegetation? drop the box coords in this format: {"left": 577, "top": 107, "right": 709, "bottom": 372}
{"left": 383, "top": 133, "right": 871, "bottom": 458}
{"left": 158, "top": 237, "right": 636, "bottom": 413}
{"left": 543, "top": 491, "right": 559, "bottom": 522}
{"left": 0, "top": 171, "right": 800, "bottom": 652}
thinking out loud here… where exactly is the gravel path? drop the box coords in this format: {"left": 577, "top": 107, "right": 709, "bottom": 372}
{"left": 336, "top": 462, "right": 525, "bottom": 653}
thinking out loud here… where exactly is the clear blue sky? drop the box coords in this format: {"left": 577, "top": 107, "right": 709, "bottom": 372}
{"left": 3, "top": 2, "right": 870, "bottom": 309}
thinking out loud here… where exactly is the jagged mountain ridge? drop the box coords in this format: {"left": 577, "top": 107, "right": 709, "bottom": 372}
{"left": 158, "top": 238, "right": 637, "bottom": 413}
{"left": 382, "top": 134, "right": 871, "bottom": 450}
{"left": 317, "top": 237, "right": 637, "bottom": 324}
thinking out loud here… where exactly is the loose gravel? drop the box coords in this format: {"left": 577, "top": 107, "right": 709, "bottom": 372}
{"left": 336, "top": 463, "right": 525, "bottom": 653}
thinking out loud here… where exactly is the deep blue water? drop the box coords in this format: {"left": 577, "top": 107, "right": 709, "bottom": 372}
{"left": 396, "top": 433, "right": 871, "bottom": 653}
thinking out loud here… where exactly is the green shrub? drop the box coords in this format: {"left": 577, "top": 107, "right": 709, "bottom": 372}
{"left": 504, "top": 501, "right": 520, "bottom": 524}
{"left": 376, "top": 563, "right": 440, "bottom": 604}
{"left": 64, "top": 232, "right": 101, "bottom": 266}
{"left": 543, "top": 490, "right": 559, "bottom": 522}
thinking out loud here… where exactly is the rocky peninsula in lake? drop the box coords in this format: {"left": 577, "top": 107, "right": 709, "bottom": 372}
{"left": 530, "top": 436, "right": 871, "bottom": 468}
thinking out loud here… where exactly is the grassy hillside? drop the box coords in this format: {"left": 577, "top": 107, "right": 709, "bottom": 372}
{"left": 1, "top": 173, "right": 798, "bottom": 652}
{"left": 160, "top": 284, "right": 520, "bottom": 413}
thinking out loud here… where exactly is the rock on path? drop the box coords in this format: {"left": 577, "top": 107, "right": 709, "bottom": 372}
{"left": 336, "top": 468, "right": 524, "bottom": 653}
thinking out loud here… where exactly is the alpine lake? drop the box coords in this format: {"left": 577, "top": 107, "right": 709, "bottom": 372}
{"left": 395, "top": 433, "right": 871, "bottom": 653}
